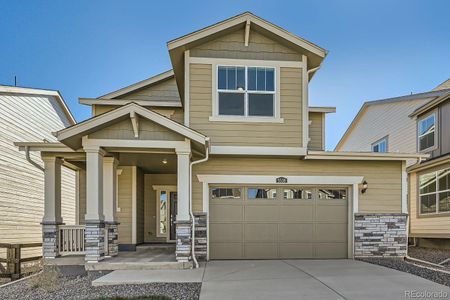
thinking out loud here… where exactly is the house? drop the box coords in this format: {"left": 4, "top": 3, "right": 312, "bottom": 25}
{"left": 0, "top": 85, "right": 76, "bottom": 258}
{"left": 336, "top": 79, "right": 450, "bottom": 249}
{"left": 16, "top": 12, "right": 426, "bottom": 267}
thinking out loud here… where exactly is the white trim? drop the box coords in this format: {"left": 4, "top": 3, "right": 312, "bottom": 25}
{"left": 309, "top": 106, "right": 336, "bottom": 113}
{"left": 371, "top": 136, "right": 388, "bottom": 153}
{"left": 83, "top": 137, "right": 191, "bottom": 153}
{"left": 131, "top": 166, "right": 137, "bottom": 245}
{"left": 210, "top": 145, "right": 307, "bottom": 156}
{"left": 116, "top": 168, "right": 123, "bottom": 212}
{"left": 184, "top": 50, "right": 190, "bottom": 126}
{"left": 75, "top": 170, "right": 80, "bottom": 225}
{"left": 244, "top": 19, "right": 250, "bottom": 46}
{"left": 306, "top": 150, "right": 429, "bottom": 161}
{"left": 208, "top": 116, "right": 284, "bottom": 123}
{"left": 321, "top": 113, "right": 326, "bottom": 150}
{"left": 79, "top": 98, "right": 182, "bottom": 107}
{"left": 190, "top": 56, "right": 304, "bottom": 68}
{"left": 14, "top": 142, "right": 76, "bottom": 152}
{"left": 417, "top": 110, "right": 438, "bottom": 153}
{"left": 153, "top": 185, "right": 177, "bottom": 239}
{"left": 130, "top": 112, "right": 139, "bottom": 138}
{"left": 401, "top": 161, "right": 408, "bottom": 214}
{"left": 302, "top": 55, "right": 309, "bottom": 148}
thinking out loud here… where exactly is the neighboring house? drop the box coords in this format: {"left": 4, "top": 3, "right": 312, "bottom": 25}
{"left": 336, "top": 79, "right": 450, "bottom": 249}
{"left": 0, "top": 85, "right": 76, "bottom": 258}
{"left": 17, "top": 12, "right": 425, "bottom": 266}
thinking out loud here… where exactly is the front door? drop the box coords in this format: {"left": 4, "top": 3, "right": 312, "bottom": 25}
{"left": 169, "top": 192, "right": 178, "bottom": 240}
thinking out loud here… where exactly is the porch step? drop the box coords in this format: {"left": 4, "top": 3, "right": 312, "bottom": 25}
{"left": 85, "top": 261, "right": 192, "bottom": 271}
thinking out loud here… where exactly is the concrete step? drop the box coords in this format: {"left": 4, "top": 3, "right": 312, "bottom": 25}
{"left": 85, "top": 261, "right": 192, "bottom": 271}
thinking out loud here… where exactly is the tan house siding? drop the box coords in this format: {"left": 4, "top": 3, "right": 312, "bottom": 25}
{"left": 78, "top": 169, "right": 87, "bottom": 224}
{"left": 136, "top": 167, "right": 145, "bottom": 244}
{"left": 93, "top": 105, "right": 116, "bottom": 116}
{"left": 309, "top": 112, "right": 324, "bottom": 150}
{"left": 190, "top": 29, "right": 302, "bottom": 61}
{"left": 189, "top": 64, "right": 303, "bottom": 147}
{"left": 144, "top": 174, "right": 177, "bottom": 243}
{"left": 192, "top": 157, "right": 402, "bottom": 213}
{"left": 117, "top": 166, "right": 133, "bottom": 244}
{"left": 409, "top": 162, "right": 450, "bottom": 237}
{"left": 121, "top": 77, "right": 180, "bottom": 102}
{"left": 93, "top": 105, "right": 184, "bottom": 125}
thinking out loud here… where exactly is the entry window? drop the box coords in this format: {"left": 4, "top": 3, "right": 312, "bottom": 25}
{"left": 211, "top": 188, "right": 241, "bottom": 199}
{"left": 419, "top": 168, "right": 450, "bottom": 214}
{"left": 283, "top": 188, "right": 313, "bottom": 200}
{"left": 248, "top": 188, "right": 277, "bottom": 200}
{"left": 159, "top": 191, "right": 168, "bottom": 235}
{"left": 318, "top": 189, "right": 347, "bottom": 200}
{"left": 418, "top": 113, "right": 436, "bottom": 151}
{"left": 217, "top": 66, "right": 275, "bottom": 117}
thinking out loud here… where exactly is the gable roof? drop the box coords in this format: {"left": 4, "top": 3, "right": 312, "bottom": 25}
{"left": 168, "top": 12, "right": 328, "bottom": 102}
{"left": 432, "top": 78, "right": 450, "bottom": 91}
{"left": 57, "top": 102, "right": 207, "bottom": 149}
{"left": 0, "top": 85, "right": 76, "bottom": 125}
{"left": 409, "top": 91, "right": 450, "bottom": 118}
{"left": 334, "top": 89, "right": 450, "bottom": 151}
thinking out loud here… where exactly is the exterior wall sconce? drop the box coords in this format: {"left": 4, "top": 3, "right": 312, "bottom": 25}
{"left": 162, "top": 158, "right": 168, "bottom": 164}
{"left": 361, "top": 180, "right": 368, "bottom": 194}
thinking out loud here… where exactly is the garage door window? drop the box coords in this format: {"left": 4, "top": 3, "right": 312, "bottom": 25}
{"left": 211, "top": 188, "right": 241, "bottom": 199}
{"left": 248, "top": 188, "right": 277, "bottom": 199}
{"left": 283, "top": 188, "right": 313, "bottom": 200}
{"left": 318, "top": 189, "right": 347, "bottom": 200}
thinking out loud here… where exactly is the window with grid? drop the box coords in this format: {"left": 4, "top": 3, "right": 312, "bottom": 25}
{"left": 418, "top": 114, "right": 436, "bottom": 151}
{"left": 419, "top": 168, "right": 450, "bottom": 214}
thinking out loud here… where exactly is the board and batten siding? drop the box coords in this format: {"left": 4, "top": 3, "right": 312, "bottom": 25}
{"left": 189, "top": 64, "right": 303, "bottom": 147}
{"left": 409, "top": 162, "right": 450, "bottom": 237}
{"left": 0, "top": 93, "right": 76, "bottom": 257}
{"left": 192, "top": 157, "right": 402, "bottom": 213}
{"left": 308, "top": 112, "right": 324, "bottom": 150}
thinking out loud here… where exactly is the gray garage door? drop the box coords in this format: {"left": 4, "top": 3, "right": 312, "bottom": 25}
{"left": 209, "top": 186, "right": 348, "bottom": 259}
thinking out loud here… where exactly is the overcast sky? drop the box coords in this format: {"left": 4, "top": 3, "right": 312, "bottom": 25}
{"left": 1, "top": 0, "right": 449, "bottom": 149}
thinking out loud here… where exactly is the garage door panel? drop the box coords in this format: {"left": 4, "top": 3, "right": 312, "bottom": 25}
{"left": 278, "top": 223, "right": 314, "bottom": 242}
{"left": 244, "top": 205, "right": 279, "bottom": 222}
{"left": 210, "top": 243, "right": 243, "bottom": 259}
{"left": 316, "top": 223, "right": 348, "bottom": 242}
{"left": 244, "top": 223, "right": 277, "bottom": 242}
{"left": 210, "top": 204, "right": 243, "bottom": 222}
{"left": 315, "top": 243, "right": 348, "bottom": 258}
{"left": 244, "top": 243, "right": 277, "bottom": 259}
{"left": 279, "top": 243, "right": 314, "bottom": 258}
{"left": 316, "top": 202, "right": 347, "bottom": 222}
{"left": 210, "top": 223, "right": 242, "bottom": 242}
{"left": 279, "top": 205, "right": 313, "bottom": 222}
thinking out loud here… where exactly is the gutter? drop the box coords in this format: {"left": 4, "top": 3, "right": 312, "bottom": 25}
{"left": 188, "top": 138, "right": 210, "bottom": 268}
{"left": 25, "top": 146, "right": 44, "bottom": 171}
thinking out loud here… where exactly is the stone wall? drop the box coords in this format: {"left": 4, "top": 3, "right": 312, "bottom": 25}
{"left": 85, "top": 221, "right": 105, "bottom": 262}
{"left": 194, "top": 213, "right": 207, "bottom": 260}
{"left": 42, "top": 223, "right": 60, "bottom": 259}
{"left": 175, "top": 213, "right": 208, "bottom": 263}
{"left": 354, "top": 213, "right": 407, "bottom": 257}
{"left": 106, "top": 223, "right": 119, "bottom": 257}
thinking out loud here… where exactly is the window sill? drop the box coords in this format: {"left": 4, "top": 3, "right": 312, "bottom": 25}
{"left": 209, "top": 116, "right": 284, "bottom": 123}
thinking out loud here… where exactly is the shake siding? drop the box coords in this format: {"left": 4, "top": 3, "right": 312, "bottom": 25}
{"left": 192, "top": 157, "right": 402, "bottom": 213}
{"left": 309, "top": 112, "right": 324, "bottom": 150}
{"left": 117, "top": 166, "right": 133, "bottom": 244}
{"left": 409, "top": 163, "right": 450, "bottom": 237}
{"left": 0, "top": 93, "right": 75, "bottom": 257}
{"left": 189, "top": 64, "right": 303, "bottom": 147}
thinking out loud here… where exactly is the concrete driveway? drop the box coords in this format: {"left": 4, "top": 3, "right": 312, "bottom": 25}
{"left": 93, "top": 259, "right": 450, "bottom": 300}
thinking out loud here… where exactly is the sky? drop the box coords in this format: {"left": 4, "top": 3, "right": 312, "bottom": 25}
{"left": 1, "top": 0, "right": 449, "bottom": 150}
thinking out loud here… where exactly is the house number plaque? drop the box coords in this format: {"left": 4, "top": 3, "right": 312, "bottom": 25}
{"left": 276, "top": 177, "right": 288, "bottom": 183}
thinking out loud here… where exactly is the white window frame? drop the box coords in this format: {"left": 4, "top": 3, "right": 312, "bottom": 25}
{"left": 210, "top": 63, "right": 283, "bottom": 123}
{"left": 417, "top": 111, "right": 437, "bottom": 153}
{"left": 371, "top": 136, "right": 388, "bottom": 153}
{"left": 418, "top": 169, "right": 450, "bottom": 215}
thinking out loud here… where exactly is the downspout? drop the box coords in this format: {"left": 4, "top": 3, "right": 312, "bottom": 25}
{"left": 25, "top": 146, "right": 44, "bottom": 171}
{"left": 189, "top": 138, "right": 210, "bottom": 269}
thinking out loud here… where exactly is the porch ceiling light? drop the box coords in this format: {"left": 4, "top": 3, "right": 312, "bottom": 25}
{"left": 361, "top": 180, "right": 368, "bottom": 194}
{"left": 162, "top": 158, "right": 168, "bottom": 164}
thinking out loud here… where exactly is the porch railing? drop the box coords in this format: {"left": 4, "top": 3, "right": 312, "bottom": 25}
{"left": 59, "top": 225, "right": 85, "bottom": 255}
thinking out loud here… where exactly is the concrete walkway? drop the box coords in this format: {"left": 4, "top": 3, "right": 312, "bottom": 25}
{"left": 93, "top": 259, "right": 450, "bottom": 299}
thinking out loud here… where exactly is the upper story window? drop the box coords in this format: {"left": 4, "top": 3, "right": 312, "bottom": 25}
{"left": 217, "top": 66, "right": 276, "bottom": 118}
{"left": 372, "top": 137, "right": 388, "bottom": 152}
{"left": 419, "top": 168, "right": 450, "bottom": 215}
{"left": 418, "top": 113, "right": 436, "bottom": 152}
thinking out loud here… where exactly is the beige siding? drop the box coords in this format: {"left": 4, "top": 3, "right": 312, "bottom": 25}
{"left": 92, "top": 105, "right": 184, "bottom": 125}
{"left": 117, "top": 166, "right": 133, "bottom": 244}
{"left": 121, "top": 77, "right": 180, "bottom": 102}
{"left": 78, "top": 169, "right": 86, "bottom": 224}
{"left": 189, "top": 64, "right": 303, "bottom": 147}
{"left": 93, "top": 105, "right": 116, "bottom": 116}
{"left": 89, "top": 117, "right": 184, "bottom": 141}
{"left": 309, "top": 112, "right": 324, "bottom": 150}
{"left": 144, "top": 174, "right": 177, "bottom": 242}
{"left": 0, "top": 93, "right": 76, "bottom": 257}
{"left": 409, "top": 162, "right": 450, "bottom": 237}
{"left": 191, "top": 28, "right": 302, "bottom": 61}
{"left": 192, "top": 157, "right": 402, "bottom": 213}
{"left": 136, "top": 167, "right": 144, "bottom": 244}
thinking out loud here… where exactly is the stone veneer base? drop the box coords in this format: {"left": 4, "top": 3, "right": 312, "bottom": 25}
{"left": 42, "top": 223, "right": 62, "bottom": 259}
{"left": 85, "top": 221, "right": 106, "bottom": 262}
{"left": 354, "top": 213, "right": 407, "bottom": 257}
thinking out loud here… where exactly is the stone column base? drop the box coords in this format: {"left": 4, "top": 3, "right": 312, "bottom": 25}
{"left": 85, "top": 221, "right": 106, "bottom": 262}
{"left": 194, "top": 213, "right": 207, "bottom": 261}
{"left": 354, "top": 213, "right": 407, "bottom": 257}
{"left": 42, "top": 222, "right": 63, "bottom": 259}
{"left": 175, "top": 220, "right": 192, "bottom": 262}
{"left": 105, "top": 222, "right": 119, "bottom": 257}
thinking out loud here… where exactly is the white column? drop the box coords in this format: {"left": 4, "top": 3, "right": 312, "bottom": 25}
{"left": 85, "top": 147, "right": 105, "bottom": 221}
{"left": 176, "top": 150, "right": 191, "bottom": 221}
{"left": 103, "top": 157, "right": 118, "bottom": 223}
{"left": 42, "top": 156, "right": 63, "bottom": 224}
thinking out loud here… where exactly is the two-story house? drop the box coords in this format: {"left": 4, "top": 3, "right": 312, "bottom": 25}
{"left": 336, "top": 79, "right": 450, "bottom": 249}
{"left": 17, "top": 12, "right": 426, "bottom": 268}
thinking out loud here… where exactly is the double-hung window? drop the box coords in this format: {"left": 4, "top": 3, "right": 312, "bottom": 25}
{"left": 372, "top": 137, "right": 388, "bottom": 152}
{"left": 418, "top": 113, "right": 436, "bottom": 151}
{"left": 217, "top": 66, "right": 276, "bottom": 118}
{"left": 419, "top": 168, "right": 450, "bottom": 214}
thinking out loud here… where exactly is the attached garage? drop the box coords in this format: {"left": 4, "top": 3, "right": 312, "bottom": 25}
{"left": 209, "top": 186, "right": 349, "bottom": 259}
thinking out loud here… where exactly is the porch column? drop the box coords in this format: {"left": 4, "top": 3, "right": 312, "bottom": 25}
{"left": 84, "top": 146, "right": 106, "bottom": 262}
{"left": 175, "top": 149, "right": 192, "bottom": 263}
{"left": 103, "top": 156, "right": 119, "bottom": 257}
{"left": 41, "top": 156, "right": 63, "bottom": 259}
